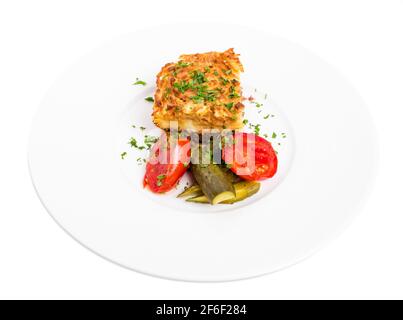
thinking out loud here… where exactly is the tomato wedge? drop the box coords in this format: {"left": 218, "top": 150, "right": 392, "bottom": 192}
{"left": 222, "top": 132, "right": 278, "bottom": 181}
{"left": 143, "top": 135, "right": 191, "bottom": 193}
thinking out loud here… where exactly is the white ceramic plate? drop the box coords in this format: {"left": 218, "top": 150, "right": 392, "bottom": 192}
{"left": 29, "top": 24, "right": 378, "bottom": 282}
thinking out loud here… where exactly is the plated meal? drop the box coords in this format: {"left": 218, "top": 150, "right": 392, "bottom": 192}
{"left": 130, "top": 49, "right": 279, "bottom": 205}
{"left": 29, "top": 25, "right": 378, "bottom": 281}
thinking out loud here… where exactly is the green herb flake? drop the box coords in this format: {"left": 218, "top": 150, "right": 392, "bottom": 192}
{"left": 254, "top": 124, "right": 261, "bottom": 136}
{"left": 224, "top": 102, "right": 234, "bottom": 110}
{"left": 177, "top": 61, "right": 190, "bottom": 68}
{"left": 228, "top": 86, "right": 240, "bottom": 99}
{"left": 173, "top": 80, "right": 192, "bottom": 93}
{"left": 145, "top": 96, "right": 154, "bottom": 102}
{"left": 191, "top": 70, "right": 207, "bottom": 84}
{"left": 220, "top": 77, "right": 230, "bottom": 86}
{"left": 136, "top": 157, "right": 146, "bottom": 165}
{"left": 129, "top": 137, "right": 138, "bottom": 148}
{"left": 120, "top": 152, "right": 127, "bottom": 160}
{"left": 272, "top": 132, "right": 277, "bottom": 139}
{"left": 133, "top": 79, "right": 147, "bottom": 86}
{"left": 144, "top": 135, "right": 158, "bottom": 145}
{"left": 243, "top": 119, "right": 249, "bottom": 125}
{"left": 157, "top": 174, "right": 166, "bottom": 186}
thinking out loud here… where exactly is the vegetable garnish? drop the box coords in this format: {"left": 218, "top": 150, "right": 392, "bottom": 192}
{"left": 133, "top": 78, "right": 147, "bottom": 86}
{"left": 224, "top": 102, "right": 234, "bottom": 110}
{"left": 222, "top": 132, "right": 278, "bottom": 181}
{"left": 145, "top": 96, "right": 154, "bottom": 102}
{"left": 228, "top": 86, "right": 240, "bottom": 99}
{"left": 120, "top": 152, "right": 127, "bottom": 160}
{"left": 129, "top": 137, "right": 139, "bottom": 148}
{"left": 252, "top": 101, "right": 263, "bottom": 108}
{"left": 191, "top": 70, "right": 207, "bottom": 84}
{"left": 191, "top": 164, "right": 235, "bottom": 205}
{"left": 186, "top": 181, "right": 260, "bottom": 204}
{"left": 176, "top": 61, "right": 191, "bottom": 68}
{"left": 143, "top": 136, "right": 191, "bottom": 193}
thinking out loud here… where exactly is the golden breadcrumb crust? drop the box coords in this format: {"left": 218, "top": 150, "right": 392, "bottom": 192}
{"left": 152, "top": 48, "right": 244, "bottom": 132}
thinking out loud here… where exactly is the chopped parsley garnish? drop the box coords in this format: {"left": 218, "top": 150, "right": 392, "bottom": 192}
{"left": 224, "top": 69, "right": 232, "bottom": 75}
{"left": 191, "top": 70, "right": 207, "bottom": 84}
{"left": 144, "top": 135, "right": 158, "bottom": 146}
{"left": 252, "top": 101, "right": 263, "bottom": 108}
{"left": 120, "top": 152, "right": 127, "bottom": 160}
{"left": 145, "top": 96, "right": 154, "bottom": 102}
{"left": 173, "top": 80, "right": 192, "bottom": 93}
{"left": 213, "top": 70, "right": 219, "bottom": 76}
{"left": 247, "top": 123, "right": 261, "bottom": 136}
{"left": 140, "top": 126, "right": 146, "bottom": 131}
{"left": 254, "top": 124, "right": 261, "bottom": 136}
{"left": 136, "top": 157, "right": 146, "bottom": 166}
{"left": 220, "top": 77, "right": 230, "bottom": 86}
{"left": 156, "top": 174, "right": 166, "bottom": 187}
{"left": 133, "top": 78, "right": 146, "bottom": 86}
{"left": 191, "top": 86, "right": 217, "bottom": 103}
{"left": 272, "top": 132, "right": 277, "bottom": 139}
{"left": 177, "top": 61, "right": 190, "bottom": 68}
{"left": 129, "top": 137, "right": 138, "bottom": 148}
{"left": 224, "top": 102, "right": 234, "bottom": 110}
{"left": 204, "top": 66, "right": 211, "bottom": 73}
{"left": 228, "top": 86, "right": 240, "bottom": 99}
{"left": 243, "top": 119, "right": 249, "bottom": 125}
{"left": 264, "top": 114, "right": 270, "bottom": 119}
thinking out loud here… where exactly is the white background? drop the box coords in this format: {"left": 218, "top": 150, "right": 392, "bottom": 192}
{"left": 0, "top": 0, "right": 402, "bottom": 300}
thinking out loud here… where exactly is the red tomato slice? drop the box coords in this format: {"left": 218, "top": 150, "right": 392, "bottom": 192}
{"left": 143, "top": 136, "right": 190, "bottom": 193}
{"left": 222, "top": 132, "right": 278, "bottom": 181}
